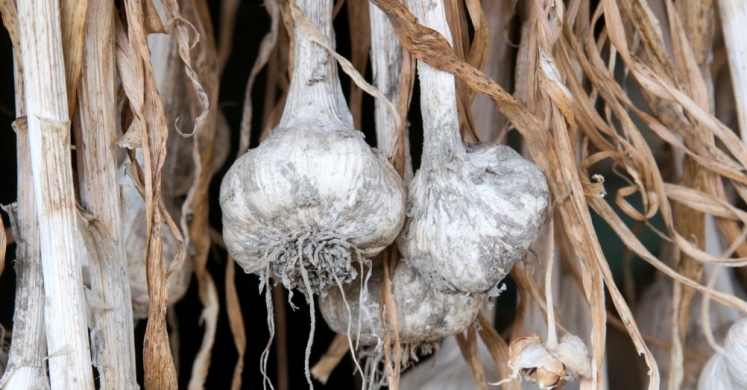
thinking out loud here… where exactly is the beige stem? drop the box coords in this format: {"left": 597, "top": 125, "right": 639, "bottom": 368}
{"left": 408, "top": 0, "right": 465, "bottom": 168}
{"left": 17, "top": 0, "right": 94, "bottom": 387}
{"left": 0, "top": 1, "right": 47, "bottom": 387}
{"left": 74, "top": 0, "right": 138, "bottom": 387}
{"left": 280, "top": 0, "right": 352, "bottom": 129}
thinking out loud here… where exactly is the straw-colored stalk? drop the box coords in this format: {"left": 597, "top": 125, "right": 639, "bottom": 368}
{"left": 664, "top": 0, "right": 714, "bottom": 387}
{"left": 370, "top": 4, "right": 411, "bottom": 388}
{"left": 73, "top": 0, "right": 138, "bottom": 387}
{"left": 17, "top": 0, "right": 94, "bottom": 387}
{"left": 717, "top": 0, "right": 747, "bottom": 138}
{"left": 0, "top": 3, "right": 47, "bottom": 388}
{"left": 472, "top": 0, "right": 514, "bottom": 143}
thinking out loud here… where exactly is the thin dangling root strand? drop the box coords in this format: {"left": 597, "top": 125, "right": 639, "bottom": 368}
{"left": 260, "top": 267, "right": 276, "bottom": 390}
{"left": 331, "top": 270, "right": 366, "bottom": 389}
{"left": 298, "top": 261, "right": 316, "bottom": 389}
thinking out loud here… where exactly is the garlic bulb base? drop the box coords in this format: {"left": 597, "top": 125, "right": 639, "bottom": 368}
{"left": 358, "top": 340, "right": 440, "bottom": 390}
{"left": 258, "top": 230, "right": 369, "bottom": 295}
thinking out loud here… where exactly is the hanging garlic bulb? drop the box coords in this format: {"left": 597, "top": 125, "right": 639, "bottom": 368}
{"left": 698, "top": 317, "right": 747, "bottom": 389}
{"left": 320, "top": 259, "right": 481, "bottom": 347}
{"left": 219, "top": 0, "right": 406, "bottom": 296}
{"left": 397, "top": 0, "right": 548, "bottom": 294}
{"left": 320, "top": 258, "right": 482, "bottom": 389}
{"left": 220, "top": 0, "right": 405, "bottom": 386}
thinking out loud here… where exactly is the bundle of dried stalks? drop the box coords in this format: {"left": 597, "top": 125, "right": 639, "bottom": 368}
{"left": 4, "top": 0, "right": 747, "bottom": 388}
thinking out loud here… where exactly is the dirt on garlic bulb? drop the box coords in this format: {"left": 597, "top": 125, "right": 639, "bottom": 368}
{"left": 397, "top": 0, "right": 548, "bottom": 295}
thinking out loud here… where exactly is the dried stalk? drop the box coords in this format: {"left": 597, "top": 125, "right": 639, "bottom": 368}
{"left": 310, "top": 334, "right": 348, "bottom": 384}
{"left": 665, "top": 0, "right": 714, "bottom": 387}
{"left": 0, "top": 139, "right": 47, "bottom": 390}
{"left": 217, "top": 0, "right": 240, "bottom": 77}
{"left": 347, "top": 0, "right": 371, "bottom": 130}
{"left": 225, "top": 256, "right": 246, "bottom": 390}
{"left": 174, "top": 0, "right": 221, "bottom": 388}
{"left": 454, "top": 326, "right": 487, "bottom": 390}
{"left": 717, "top": 0, "right": 747, "bottom": 136}
{"left": 17, "top": 0, "right": 94, "bottom": 386}
{"left": 472, "top": 0, "right": 515, "bottom": 142}
{"left": 0, "top": 3, "right": 47, "bottom": 388}
{"left": 59, "top": 0, "right": 87, "bottom": 116}
{"left": 238, "top": 0, "right": 280, "bottom": 156}
{"left": 370, "top": 3, "right": 411, "bottom": 388}
{"left": 273, "top": 285, "right": 289, "bottom": 390}
{"left": 116, "top": 0, "right": 178, "bottom": 386}
{"left": 370, "top": 1, "right": 413, "bottom": 182}
{"left": 73, "top": 0, "right": 138, "bottom": 387}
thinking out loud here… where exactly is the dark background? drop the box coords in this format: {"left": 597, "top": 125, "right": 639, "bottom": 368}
{"left": 0, "top": 1, "right": 658, "bottom": 388}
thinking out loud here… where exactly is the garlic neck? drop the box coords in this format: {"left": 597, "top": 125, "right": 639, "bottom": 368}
{"left": 279, "top": 0, "right": 351, "bottom": 129}
{"left": 410, "top": 0, "right": 466, "bottom": 168}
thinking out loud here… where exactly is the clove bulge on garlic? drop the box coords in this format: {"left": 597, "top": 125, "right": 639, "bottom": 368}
{"left": 219, "top": 0, "right": 406, "bottom": 386}
{"left": 397, "top": 0, "right": 549, "bottom": 295}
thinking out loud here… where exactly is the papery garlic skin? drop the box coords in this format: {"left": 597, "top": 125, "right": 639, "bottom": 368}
{"left": 319, "top": 259, "right": 482, "bottom": 346}
{"left": 220, "top": 121, "right": 406, "bottom": 293}
{"left": 398, "top": 143, "right": 548, "bottom": 294}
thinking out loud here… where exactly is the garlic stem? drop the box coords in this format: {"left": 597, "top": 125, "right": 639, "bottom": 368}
{"left": 0, "top": 5, "right": 47, "bottom": 387}
{"left": 408, "top": 0, "right": 466, "bottom": 168}
{"left": 75, "top": 0, "right": 138, "bottom": 386}
{"left": 280, "top": 0, "right": 349, "bottom": 129}
{"left": 18, "top": 0, "right": 94, "bottom": 387}
{"left": 370, "top": 5, "right": 401, "bottom": 156}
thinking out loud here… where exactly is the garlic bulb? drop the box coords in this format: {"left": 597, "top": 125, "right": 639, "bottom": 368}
{"left": 220, "top": 0, "right": 406, "bottom": 295}
{"left": 320, "top": 260, "right": 482, "bottom": 347}
{"left": 221, "top": 1, "right": 405, "bottom": 386}
{"left": 698, "top": 317, "right": 747, "bottom": 389}
{"left": 397, "top": 0, "right": 548, "bottom": 294}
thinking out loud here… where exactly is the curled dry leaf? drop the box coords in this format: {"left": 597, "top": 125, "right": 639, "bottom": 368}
{"left": 497, "top": 333, "right": 591, "bottom": 389}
